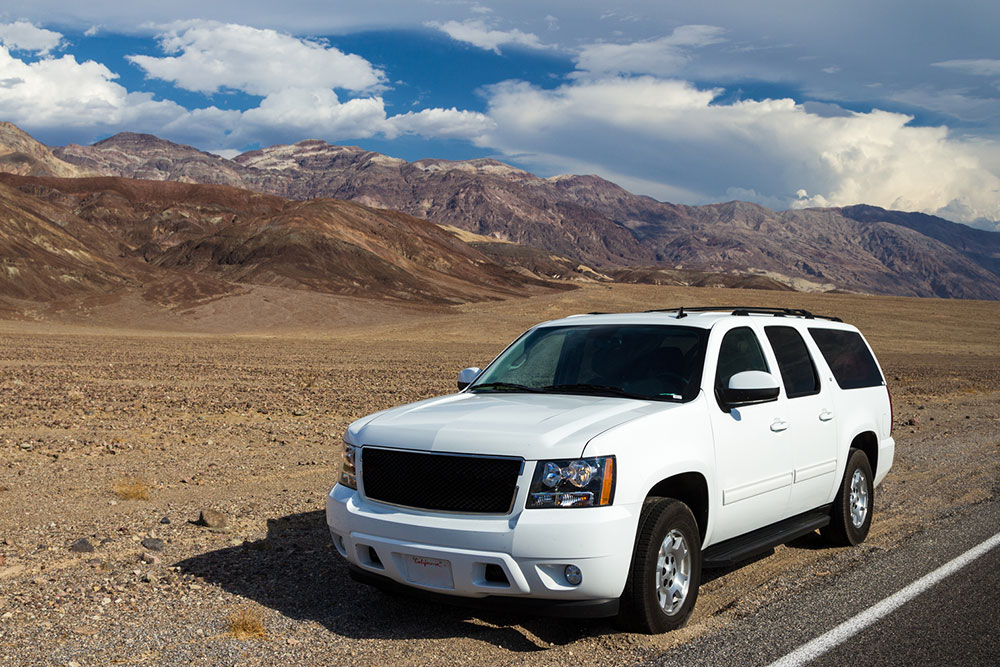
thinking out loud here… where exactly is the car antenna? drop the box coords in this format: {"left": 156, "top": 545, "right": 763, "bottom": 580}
{"left": 676, "top": 307, "right": 686, "bottom": 319}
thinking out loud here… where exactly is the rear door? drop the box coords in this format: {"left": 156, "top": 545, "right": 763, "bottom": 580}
{"left": 762, "top": 325, "right": 839, "bottom": 514}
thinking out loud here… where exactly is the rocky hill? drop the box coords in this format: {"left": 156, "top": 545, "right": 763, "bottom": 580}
{"left": 0, "top": 179, "right": 139, "bottom": 301}
{"left": 0, "top": 122, "right": 96, "bottom": 179}
{"left": 0, "top": 173, "right": 561, "bottom": 310}
{"left": 55, "top": 132, "right": 248, "bottom": 187}
{"left": 16, "top": 127, "right": 1000, "bottom": 300}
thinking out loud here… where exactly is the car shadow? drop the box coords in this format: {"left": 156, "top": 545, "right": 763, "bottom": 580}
{"left": 784, "top": 530, "right": 829, "bottom": 551}
{"left": 177, "top": 510, "right": 616, "bottom": 651}
{"left": 700, "top": 549, "right": 777, "bottom": 584}
{"left": 700, "top": 529, "right": 831, "bottom": 585}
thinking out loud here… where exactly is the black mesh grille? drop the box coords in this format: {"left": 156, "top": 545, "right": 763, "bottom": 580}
{"left": 361, "top": 448, "right": 521, "bottom": 514}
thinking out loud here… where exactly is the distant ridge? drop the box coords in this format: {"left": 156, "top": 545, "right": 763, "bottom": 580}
{"left": 0, "top": 172, "right": 564, "bottom": 310}
{"left": 0, "top": 123, "right": 994, "bottom": 299}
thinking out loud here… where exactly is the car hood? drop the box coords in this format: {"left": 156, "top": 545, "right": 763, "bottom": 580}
{"left": 352, "top": 392, "right": 675, "bottom": 459}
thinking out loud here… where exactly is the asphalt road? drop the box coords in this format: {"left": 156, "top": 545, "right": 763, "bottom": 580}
{"left": 810, "top": 546, "right": 999, "bottom": 666}
{"left": 649, "top": 497, "right": 1000, "bottom": 666}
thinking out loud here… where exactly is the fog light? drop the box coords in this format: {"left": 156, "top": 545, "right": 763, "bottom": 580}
{"left": 564, "top": 564, "right": 582, "bottom": 586}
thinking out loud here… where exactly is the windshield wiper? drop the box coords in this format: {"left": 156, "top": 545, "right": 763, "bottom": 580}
{"left": 470, "top": 382, "right": 544, "bottom": 393}
{"left": 542, "top": 383, "right": 648, "bottom": 400}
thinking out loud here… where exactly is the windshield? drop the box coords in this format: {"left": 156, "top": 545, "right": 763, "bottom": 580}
{"left": 470, "top": 324, "right": 708, "bottom": 402}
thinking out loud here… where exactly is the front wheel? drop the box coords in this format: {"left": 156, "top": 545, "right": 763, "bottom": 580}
{"left": 617, "top": 498, "right": 702, "bottom": 634}
{"left": 822, "top": 448, "right": 874, "bottom": 546}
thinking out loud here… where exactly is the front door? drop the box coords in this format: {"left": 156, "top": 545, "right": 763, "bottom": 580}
{"left": 708, "top": 325, "right": 793, "bottom": 543}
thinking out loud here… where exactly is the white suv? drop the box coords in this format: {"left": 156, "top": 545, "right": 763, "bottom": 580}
{"left": 326, "top": 306, "right": 894, "bottom": 633}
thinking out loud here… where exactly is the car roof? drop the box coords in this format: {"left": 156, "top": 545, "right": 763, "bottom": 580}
{"left": 536, "top": 307, "right": 851, "bottom": 331}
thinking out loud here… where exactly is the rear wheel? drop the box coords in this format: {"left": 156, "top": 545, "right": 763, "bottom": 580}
{"left": 617, "top": 498, "right": 702, "bottom": 634}
{"left": 822, "top": 448, "right": 874, "bottom": 546}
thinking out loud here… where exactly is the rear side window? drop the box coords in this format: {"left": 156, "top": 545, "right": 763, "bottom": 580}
{"left": 765, "top": 326, "right": 820, "bottom": 398}
{"left": 808, "top": 328, "right": 884, "bottom": 389}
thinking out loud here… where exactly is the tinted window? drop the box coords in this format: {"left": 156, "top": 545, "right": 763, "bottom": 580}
{"left": 715, "top": 327, "right": 769, "bottom": 398}
{"left": 765, "top": 326, "right": 820, "bottom": 398}
{"left": 808, "top": 328, "right": 884, "bottom": 389}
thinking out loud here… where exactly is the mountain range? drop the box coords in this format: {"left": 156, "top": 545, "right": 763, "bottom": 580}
{"left": 0, "top": 169, "right": 561, "bottom": 314}
{"left": 2, "top": 122, "right": 999, "bottom": 301}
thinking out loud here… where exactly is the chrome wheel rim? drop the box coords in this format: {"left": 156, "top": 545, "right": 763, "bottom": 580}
{"left": 849, "top": 469, "right": 869, "bottom": 528}
{"left": 656, "top": 529, "right": 691, "bottom": 615}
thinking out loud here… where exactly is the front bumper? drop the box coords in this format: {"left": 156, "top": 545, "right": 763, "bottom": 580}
{"left": 326, "top": 483, "right": 637, "bottom": 606}
{"left": 347, "top": 565, "right": 620, "bottom": 618}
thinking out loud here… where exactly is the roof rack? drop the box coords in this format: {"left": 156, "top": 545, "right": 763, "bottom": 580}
{"left": 644, "top": 306, "right": 842, "bottom": 322}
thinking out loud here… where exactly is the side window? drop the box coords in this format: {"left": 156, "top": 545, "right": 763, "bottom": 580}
{"left": 715, "top": 327, "right": 769, "bottom": 401}
{"left": 765, "top": 326, "right": 820, "bottom": 398}
{"left": 808, "top": 328, "right": 884, "bottom": 389}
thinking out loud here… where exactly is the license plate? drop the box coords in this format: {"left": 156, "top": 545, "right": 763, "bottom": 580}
{"left": 403, "top": 555, "right": 454, "bottom": 589}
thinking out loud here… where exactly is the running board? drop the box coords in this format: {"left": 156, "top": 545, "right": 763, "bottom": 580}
{"left": 702, "top": 505, "right": 832, "bottom": 569}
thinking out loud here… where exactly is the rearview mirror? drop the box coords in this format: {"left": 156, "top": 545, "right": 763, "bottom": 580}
{"left": 720, "top": 370, "right": 780, "bottom": 408}
{"left": 457, "top": 367, "right": 482, "bottom": 390}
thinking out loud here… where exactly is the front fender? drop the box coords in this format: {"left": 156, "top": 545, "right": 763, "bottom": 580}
{"left": 582, "top": 395, "right": 720, "bottom": 544}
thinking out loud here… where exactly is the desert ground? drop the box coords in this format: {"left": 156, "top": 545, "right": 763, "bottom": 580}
{"left": 1, "top": 284, "right": 998, "bottom": 666}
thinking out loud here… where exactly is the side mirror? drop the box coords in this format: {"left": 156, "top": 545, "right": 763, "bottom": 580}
{"left": 457, "top": 367, "right": 482, "bottom": 391}
{"left": 720, "top": 370, "right": 780, "bottom": 408}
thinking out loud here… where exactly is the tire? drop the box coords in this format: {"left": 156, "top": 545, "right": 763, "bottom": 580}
{"left": 617, "top": 498, "right": 702, "bottom": 634}
{"left": 822, "top": 448, "right": 874, "bottom": 546}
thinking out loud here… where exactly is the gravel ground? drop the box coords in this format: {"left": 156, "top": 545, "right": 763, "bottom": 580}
{"left": 0, "top": 284, "right": 997, "bottom": 666}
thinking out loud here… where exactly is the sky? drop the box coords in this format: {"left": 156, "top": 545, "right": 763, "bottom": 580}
{"left": 1, "top": 1, "right": 998, "bottom": 229}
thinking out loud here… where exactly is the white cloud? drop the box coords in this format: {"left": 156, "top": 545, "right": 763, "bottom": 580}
{"left": 932, "top": 59, "right": 1000, "bottom": 77}
{"left": 0, "top": 20, "right": 63, "bottom": 55}
{"left": 117, "top": 21, "right": 489, "bottom": 146}
{"left": 388, "top": 107, "right": 495, "bottom": 139}
{"left": 234, "top": 88, "right": 389, "bottom": 143}
{"left": 0, "top": 26, "right": 490, "bottom": 150}
{"left": 128, "top": 21, "right": 385, "bottom": 95}
{"left": 479, "top": 76, "right": 1000, "bottom": 224}
{"left": 0, "top": 45, "right": 171, "bottom": 128}
{"left": 575, "top": 25, "right": 725, "bottom": 76}
{"left": 427, "top": 19, "right": 548, "bottom": 54}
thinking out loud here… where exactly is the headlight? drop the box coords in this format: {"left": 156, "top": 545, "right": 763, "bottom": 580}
{"left": 526, "top": 456, "right": 615, "bottom": 508}
{"left": 339, "top": 440, "right": 358, "bottom": 490}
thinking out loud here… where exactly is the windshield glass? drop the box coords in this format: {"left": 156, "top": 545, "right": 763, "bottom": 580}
{"left": 470, "top": 324, "right": 708, "bottom": 402}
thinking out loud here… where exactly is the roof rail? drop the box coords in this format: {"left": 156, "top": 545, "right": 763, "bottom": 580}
{"left": 644, "top": 306, "right": 842, "bottom": 322}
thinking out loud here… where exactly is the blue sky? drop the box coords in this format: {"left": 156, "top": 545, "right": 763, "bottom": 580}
{"left": 1, "top": 1, "right": 998, "bottom": 228}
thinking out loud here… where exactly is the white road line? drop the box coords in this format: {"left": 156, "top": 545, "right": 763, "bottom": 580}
{"left": 768, "top": 531, "right": 1000, "bottom": 667}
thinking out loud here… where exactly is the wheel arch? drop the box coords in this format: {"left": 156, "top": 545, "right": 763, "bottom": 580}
{"left": 645, "top": 472, "right": 709, "bottom": 542}
{"left": 850, "top": 430, "right": 879, "bottom": 478}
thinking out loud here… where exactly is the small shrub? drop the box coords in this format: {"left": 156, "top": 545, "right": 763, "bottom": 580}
{"left": 225, "top": 606, "right": 266, "bottom": 639}
{"left": 112, "top": 477, "right": 151, "bottom": 501}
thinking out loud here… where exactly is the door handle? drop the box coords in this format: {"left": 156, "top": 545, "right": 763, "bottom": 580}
{"left": 770, "top": 419, "right": 789, "bottom": 432}
{"left": 819, "top": 410, "right": 834, "bottom": 422}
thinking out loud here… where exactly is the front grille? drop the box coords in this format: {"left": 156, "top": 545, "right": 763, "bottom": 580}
{"left": 361, "top": 447, "right": 522, "bottom": 514}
